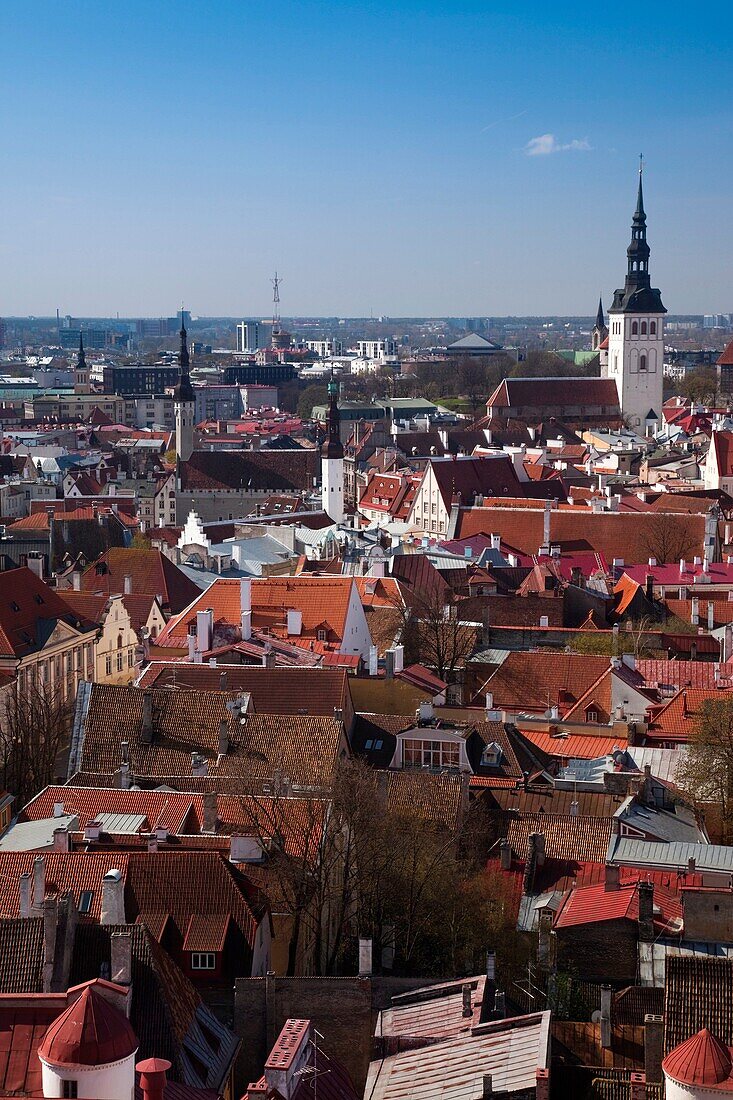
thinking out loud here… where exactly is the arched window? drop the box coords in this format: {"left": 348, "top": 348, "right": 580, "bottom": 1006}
{"left": 632, "top": 321, "right": 638, "bottom": 335}
{"left": 650, "top": 321, "right": 656, "bottom": 335}
{"left": 117, "top": 634, "right": 123, "bottom": 649}
{"left": 641, "top": 321, "right": 647, "bottom": 334}
{"left": 640, "top": 355, "right": 647, "bottom": 371}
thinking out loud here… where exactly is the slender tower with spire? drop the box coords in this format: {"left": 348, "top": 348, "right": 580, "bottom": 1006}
{"left": 592, "top": 297, "right": 608, "bottom": 351}
{"left": 173, "top": 313, "right": 195, "bottom": 462}
{"left": 321, "top": 371, "right": 344, "bottom": 523}
{"left": 605, "top": 158, "right": 666, "bottom": 431}
{"left": 74, "top": 331, "right": 90, "bottom": 394}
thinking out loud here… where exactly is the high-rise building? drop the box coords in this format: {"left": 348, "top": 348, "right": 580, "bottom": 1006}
{"left": 236, "top": 321, "right": 262, "bottom": 353}
{"left": 0, "top": 318, "right": 6, "bottom": 349}
{"left": 604, "top": 165, "right": 666, "bottom": 429}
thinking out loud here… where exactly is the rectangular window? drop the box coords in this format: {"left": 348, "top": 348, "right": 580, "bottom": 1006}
{"left": 117, "top": 652, "right": 124, "bottom": 673}
{"left": 63, "top": 1082, "right": 78, "bottom": 1099}
{"left": 106, "top": 655, "right": 112, "bottom": 676}
{"left": 191, "top": 952, "right": 216, "bottom": 970}
{"left": 78, "top": 891, "right": 93, "bottom": 914}
{"left": 402, "top": 738, "right": 460, "bottom": 769}
{"left": 128, "top": 650, "right": 135, "bottom": 668}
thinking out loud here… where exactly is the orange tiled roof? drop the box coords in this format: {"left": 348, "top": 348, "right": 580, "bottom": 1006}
{"left": 482, "top": 652, "right": 612, "bottom": 715}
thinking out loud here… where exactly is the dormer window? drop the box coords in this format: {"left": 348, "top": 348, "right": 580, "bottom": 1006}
{"left": 481, "top": 741, "right": 503, "bottom": 767}
{"left": 316, "top": 629, "right": 327, "bottom": 642}
{"left": 586, "top": 709, "right": 599, "bottom": 723}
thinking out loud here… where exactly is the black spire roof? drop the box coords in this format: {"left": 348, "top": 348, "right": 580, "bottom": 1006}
{"left": 173, "top": 317, "right": 194, "bottom": 402}
{"left": 321, "top": 373, "right": 343, "bottom": 459}
{"left": 595, "top": 297, "right": 605, "bottom": 329}
{"left": 77, "top": 331, "right": 86, "bottom": 370}
{"left": 609, "top": 162, "right": 666, "bottom": 316}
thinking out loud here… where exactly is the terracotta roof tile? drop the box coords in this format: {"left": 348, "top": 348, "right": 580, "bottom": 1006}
{"left": 80, "top": 549, "right": 200, "bottom": 613}
{"left": 0, "top": 567, "right": 95, "bottom": 658}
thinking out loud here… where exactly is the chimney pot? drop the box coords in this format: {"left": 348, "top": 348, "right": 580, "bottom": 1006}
{"left": 136, "top": 1058, "right": 172, "bottom": 1100}
{"left": 462, "top": 982, "right": 473, "bottom": 1018}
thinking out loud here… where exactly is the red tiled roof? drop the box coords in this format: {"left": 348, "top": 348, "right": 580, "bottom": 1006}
{"left": 488, "top": 376, "right": 620, "bottom": 410}
{"left": 20, "top": 786, "right": 199, "bottom": 834}
{"left": 0, "top": 853, "right": 132, "bottom": 921}
{"left": 182, "top": 912, "right": 230, "bottom": 952}
{"left": 554, "top": 878, "right": 681, "bottom": 932}
{"left": 80, "top": 548, "right": 200, "bottom": 613}
{"left": 718, "top": 339, "right": 733, "bottom": 367}
{"left": 0, "top": 567, "right": 95, "bottom": 658}
{"left": 179, "top": 449, "right": 318, "bottom": 493}
{"left": 647, "top": 686, "right": 733, "bottom": 740}
{"left": 637, "top": 659, "right": 726, "bottom": 690}
{"left": 517, "top": 727, "right": 625, "bottom": 759}
{"left": 482, "top": 652, "right": 612, "bottom": 715}
{"left": 38, "top": 981, "right": 138, "bottom": 1066}
{"left": 157, "top": 576, "right": 357, "bottom": 650}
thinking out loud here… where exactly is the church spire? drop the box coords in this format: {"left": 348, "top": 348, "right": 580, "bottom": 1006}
{"left": 595, "top": 296, "right": 605, "bottom": 330}
{"left": 321, "top": 371, "right": 343, "bottom": 459}
{"left": 635, "top": 154, "right": 645, "bottom": 220}
{"left": 77, "top": 330, "right": 86, "bottom": 368}
{"left": 173, "top": 309, "right": 194, "bottom": 403}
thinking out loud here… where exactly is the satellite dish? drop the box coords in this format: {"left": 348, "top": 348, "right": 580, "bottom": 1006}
{"left": 591, "top": 1010, "right": 602, "bottom": 1025}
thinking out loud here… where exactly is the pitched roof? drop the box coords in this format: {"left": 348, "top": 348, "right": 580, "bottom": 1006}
{"left": 426, "top": 455, "right": 564, "bottom": 512}
{"left": 553, "top": 879, "right": 681, "bottom": 932}
{"left": 135, "top": 663, "right": 352, "bottom": 717}
{"left": 80, "top": 549, "right": 200, "bottom": 613}
{"left": 482, "top": 652, "right": 612, "bottom": 714}
{"left": 488, "top": 377, "right": 620, "bottom": 410}
{"left": 179, "top": 449, "right": 318, "bottom": 493}
{"left": 663, "top": 1029, "right": 733, "bottom": 1089}
{"left": 507, "top": 813, "right": 614, "bottom": 863}
{"left": 0, "top": 566, "right": 95, "bottom": 658}
{"left": 718, "top": 339, "right": 733, "bottom": 367}
{"left": 665, "top": 957, "right": 733, "bottom": 1055}
{"left": 73, "top": 683, "right": 346, "bottom": 789}
{"left": 646, "top": 687, "right": 728, "bottom": 741}
{"left": 156, "top": 576, "right": 358, "bottom": 651}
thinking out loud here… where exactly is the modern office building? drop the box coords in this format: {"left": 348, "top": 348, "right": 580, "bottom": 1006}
{"left": 236, "top": 321, "right": 263, "bottom": 353}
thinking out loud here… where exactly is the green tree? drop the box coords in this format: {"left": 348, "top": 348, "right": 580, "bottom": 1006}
{"left": 297, "top": 384, "right": 328, "bottom": 420}
{"left": 675, "top": 695, "right": 733, "bottom": 841}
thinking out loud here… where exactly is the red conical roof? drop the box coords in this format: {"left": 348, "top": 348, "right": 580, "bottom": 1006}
{"left": 663, "top": 1028, "right": 733, "bottom": 1089}
{"left": 38, "top": 983, "right": 138, "bottom": 1067}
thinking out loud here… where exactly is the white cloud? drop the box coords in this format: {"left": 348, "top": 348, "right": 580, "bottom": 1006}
{"left": 524, "top": 133, "right": 592, "bottom": 156}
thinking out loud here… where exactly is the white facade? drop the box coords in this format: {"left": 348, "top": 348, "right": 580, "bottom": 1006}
{"left": 406, "top": 463, "right": 450, "bottom": 536}
{"left": 342, "top": 580, "right": 373, "bottom": 659}
{"left": 605, "top": 312, "right": 664, "bottom": 428}
{"left": 39, "top": 1050, "right": 137, "bottom": 1100}
{"left": 305, "top": 339, "right": 343, "bottom": 358}
{"left": 357, "top": 339, "right": 397, "bottom": 360}
{"left": 175, "top": 396, "right": 195, "bottom": 461}
{"left": 321, "top": 456, "right": 345, "bottom": 524}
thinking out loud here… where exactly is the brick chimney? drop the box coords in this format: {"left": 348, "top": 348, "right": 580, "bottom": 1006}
{"left": 637, "top": 881, "right": 654, "bottom": 943}
{"left": 141, "top": 690, "right": 154, "bottom": 744}
{"left": 644, "top": 1014, "right": 664, "bottom": 1083}
{"left": 600, "top": 985, "right": 612, "bottom": 1049}
{"left": 111, "top": 931, "right": 132, "bottom": 988}
{"left": 101, "top": 868, "right": 126, "bottom": 925}
{"left": 630, "top": 1071, "right": 647, "bottom": 1100}
{"left": 536, "top": 1067, "right": 550, "bottom": 1100}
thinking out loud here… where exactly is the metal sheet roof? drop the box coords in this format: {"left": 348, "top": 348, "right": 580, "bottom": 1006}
{"left": 95, "top": 812, "right": 148, "bottom": 835}
{"left": 0, "top": 815, "right": 79, "bottom": 851}
{"left": 639, "top": 940, "right": 733, "bottom": 987}
{"left": 365, "top": 1011, "right": 551, "bottom": 1099}
{"left": 608, "top": 836, "right": 732, "bottom": 872}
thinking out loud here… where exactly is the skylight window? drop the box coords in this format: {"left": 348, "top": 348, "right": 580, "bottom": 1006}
{"left": 78, "top": 891, "right": 93, "bottom": 914}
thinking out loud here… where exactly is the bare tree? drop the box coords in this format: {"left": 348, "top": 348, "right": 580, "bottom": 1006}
{"left": 675, "top": 695, "right": 733, "bottom": 842}
{"left": 399, "top": 589, "right": 478, "bottom": 683}
{"left": 638, "top": 513, "right": 699, "bottom": 565}
{"left": 0, "top": 681, "right": 73, "bottom": 807}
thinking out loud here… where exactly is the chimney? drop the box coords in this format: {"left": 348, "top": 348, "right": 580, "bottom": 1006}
{"left": 241, "top": 578, "right": 252, "bottom": 641}
{"left": 141, "top": 690, "right": 154, "bottom": 744}
{"left": 536, "top": 1068, "right": 551, "bottom": 1100}
{"left": 111, "top": 931, "right": 132, "bottom": 986}
{"left": 638, "top": 881, "right": 654, "bottom": 942}
{"left": 679, "top": 558, "right": 687, "bottom": 575}
{"left": 358, "top": 937, "right": 373, "bottom": 976}
{"left": 71, "top": 570, "right": 81, "bottom": 592}
{"left": 218, "top": 719, "right": 229, "bottom": 757}
{"left": 725, "top": 623, "right": 733, "bottom": 664}
{"left": 543, "top": 499, "right": 551, "bottom": 547}
{"left": 630, "top": 1072, "right": 646, "bottom": 1100}
{"left": 499, "top": 838, "right": 511, "bottom": 871}
{"left": 385, "top": 649, "right": 395, "bottom": 680}
{"left": 485, "top": 950, "right": 497, "bottom": 1016}
{"left": 53, "top": 801, "right": 64, "bottom": 818}
{"left": 645, "top": 574, "right": 654, "bottom": 601}
{"left": 187, "top": 630, "right": 196, "bottom": 662}
{"left": 42, "top": 896, "right": 59, "bottom": 993}
{"left": 100, "top": 868, "right": 126, "bottom": 925}
{"left": 462, "top": 982, "right": 473, "bottom": 1018}
{"left": 691, "top": 597, "right": 699, "bottom": 626}
{"left": 53, "top": 827, "right": 70, "bottom": 852}
{"left": 19, "top": 873, "right": 31, "bottom": 918}
{"left": 493, "top": 990, "right": 506, "bottom": 1019}
{"left": 605, "top": 863, "right": 620, "bottom": 889}
{"left": 482, "top": 1075, "right": 493, "bottom": 1099}
{"left": 191, "top": 752, "right": 208, "bottom": 777}
{"left": 537, "top": 909, "right": 553, "bottom": 971}
{"left": 708, "top": 601, "right": 715, "bottom": 630}
{"left": 203, "top": 792, "right": 218, "bottom": 833}
{"left": 688, "top": 857, "right": 696, "bottom": 873}
{"left": 32, "top": 856, "right": 45, "bottom": 912}
{"left": 123, "top": 573, "right": 133, "bottom": 595}
{"left": 136, "top": 1058, "right": 172, "bottom": 1100}
{"left": 600, "top": 985, "right": 612, "bottom": 1049}
{"left": 196, "top": 608, "right": 213, "bottom": 654}
{"left": 219, "top": 670, "right": 228, "bottom": 690}
{"left": 644, "top": 1014, "right": 664, "bottom": 1083}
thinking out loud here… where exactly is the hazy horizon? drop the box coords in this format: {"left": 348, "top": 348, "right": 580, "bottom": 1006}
{"left": 1, "top": 1, "right": 731, "bottom": 317}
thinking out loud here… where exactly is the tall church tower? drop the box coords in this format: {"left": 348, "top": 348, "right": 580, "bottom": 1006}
{"left": 592, "top": 297, "right": 608, "bottom": 351}
{"left": 605, "top": 162, "right": 666, "bottom": 430}
{"left": 173, "top": 317, "right": 195, "bottom": 462}
{"left": 74, "top": 332, "right": 91, "bottom": 394}
{"left": 321, "top": 374, "right": 344, "bottom": 523}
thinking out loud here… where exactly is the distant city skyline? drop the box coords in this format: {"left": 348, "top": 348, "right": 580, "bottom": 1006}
{"left": 1, "top": 1, "right": 731, "bottom": 316}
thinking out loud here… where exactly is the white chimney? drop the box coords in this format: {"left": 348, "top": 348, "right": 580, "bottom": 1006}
{"left": 53, "top": 802, "right": 64, "bottom": 819}
{"left": 100, "top": 868, "right": 126, "bottom": 925}
{"left": 368, "top": 644, "right": 379, "bottom": 677}
{"left": 691, "top": 597, "right": 699, "bottom": 626}
{"left": 359, "top": 937, "right": 373, "bottom": 976}
{"left": 286, "top": 608, "right": 302, "bottom": 636}
{"left": 708, "top": 602, "right": 715, "bottom": 630}
{"left": 240, "top": 578, "right": 252, "bottom": 641}
{"left": 187, "top": 632, "right": 196, "bottom": 662}
{"left": 196, "top": 609, "right": 213, "bottom": 654}
{"left": 19, "top": 873, "right": 31, "bottom": 919}
{"left": 680, "top": 558, "right": 687, "bottom": 575}
{"left": 393, "top": 644, "right": 404, "bottom": 673}
{"left": 543, "top": 500, "right": 552, "bottom": 548}
{"left": 123, "top": 574, "right": 132, "bottom": 595}
{"left": 32, "top": 857, "right": 45, "bottom": 912}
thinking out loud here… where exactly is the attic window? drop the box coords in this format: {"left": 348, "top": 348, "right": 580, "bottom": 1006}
{"left": 481, "top": 741, "right": 503, "bottom": 767}
{"left": 10, "top": 602, "right": 19, "bottom": 612}
{"left": 317, "top": 629, "right": 327, "bottom": 642}
{"left": 586, "top": 709, "right": 599, "bottom": 723}
{"left": 34, "top": 594, "right": 44, "bottom": 605}
{"left": 78, "top": 890, "right": 93, "bottom": 914}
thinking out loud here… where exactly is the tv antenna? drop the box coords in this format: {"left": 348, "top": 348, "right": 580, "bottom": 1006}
{"left": 271, "top": 272, "right": 282, "bottom": 333}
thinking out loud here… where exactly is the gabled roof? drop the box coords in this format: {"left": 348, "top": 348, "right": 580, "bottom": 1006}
{"left": 0, "top": 566, "right": 95, "bottom": 658}
{"left": 179, "top": 449, "right": 318, "bottom": 493}
{"left": 553, "top": 878, "right": 681, "bottom": 932}
{"left": 488, "top": 377, "right": 620, "bottom": 410}
{"left": 482, "top": 652, "right": 611, "bottom": 715}
{"left": 80, "top": 548, "right": 200, "bottom": 614}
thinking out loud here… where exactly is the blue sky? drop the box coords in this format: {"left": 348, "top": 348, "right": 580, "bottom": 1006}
{"left": 1, "top": 0, "right": 731, "bottom": 317}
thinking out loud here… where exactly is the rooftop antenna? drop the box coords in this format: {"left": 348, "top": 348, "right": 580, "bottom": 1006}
{"left": 271, "top": 272, "right": 282, "bottom": 335}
